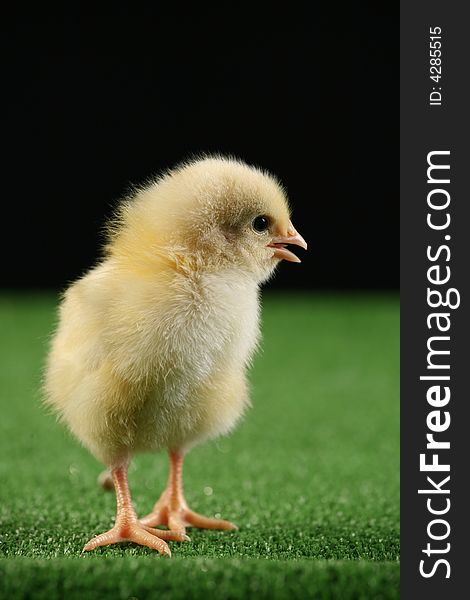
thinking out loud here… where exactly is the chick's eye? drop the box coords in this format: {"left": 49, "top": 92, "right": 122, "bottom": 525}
{"left": 252, "top": 215, "right": 270, "bottom": 233}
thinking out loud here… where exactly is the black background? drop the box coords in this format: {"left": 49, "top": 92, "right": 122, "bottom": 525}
{"left": 2, "top": 5, "right": 397, "bottom": 291}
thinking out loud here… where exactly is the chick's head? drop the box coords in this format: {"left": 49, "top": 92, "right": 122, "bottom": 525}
{"left": 108, "top": 156, "right": 307, "bottom": 282}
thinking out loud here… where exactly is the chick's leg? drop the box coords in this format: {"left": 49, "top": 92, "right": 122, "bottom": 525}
{"left": 140, "top": 450, "right": 237, "bottom": 532}
{"left": 83, "top": 464, "right": 189, "bottom": 555}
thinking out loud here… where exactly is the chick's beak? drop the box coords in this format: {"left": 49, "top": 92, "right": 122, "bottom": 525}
{"left": 268, "top": 221, "right": 308, "bottom": 263}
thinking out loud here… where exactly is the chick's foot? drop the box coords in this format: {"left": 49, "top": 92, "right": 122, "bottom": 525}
{"left": 83, "top": 520, "right": 189, "bottom": 555}
{"left": 139, "top": 450, "right": 237, "bottom": 533}
{"left": 139, "top": 488, "right": 237, "bottom": 532}
{"left": 84, "top": 464, "right": 189, "bottom": 556}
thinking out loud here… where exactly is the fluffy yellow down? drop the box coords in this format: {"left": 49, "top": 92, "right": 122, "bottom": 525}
{"left": 44, "top": 156, "right": 291, "bottom": 467}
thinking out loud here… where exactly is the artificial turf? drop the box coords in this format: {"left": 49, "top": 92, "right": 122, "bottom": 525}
{"left": 0, "top": 292, "right": 399, "bottom": 599}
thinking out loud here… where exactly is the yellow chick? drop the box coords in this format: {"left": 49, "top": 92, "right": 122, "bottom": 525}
{"left": 44, "top": 156, "right": 307, "bottom": 556}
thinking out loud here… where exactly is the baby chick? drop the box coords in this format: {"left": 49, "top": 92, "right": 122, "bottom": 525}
{"left": 44, "top": 156, "right": 307, "bottom": 556}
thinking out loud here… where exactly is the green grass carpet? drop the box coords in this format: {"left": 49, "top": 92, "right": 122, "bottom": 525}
{"left": 0, "top": 292, "right": 399, "bottom": 599}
